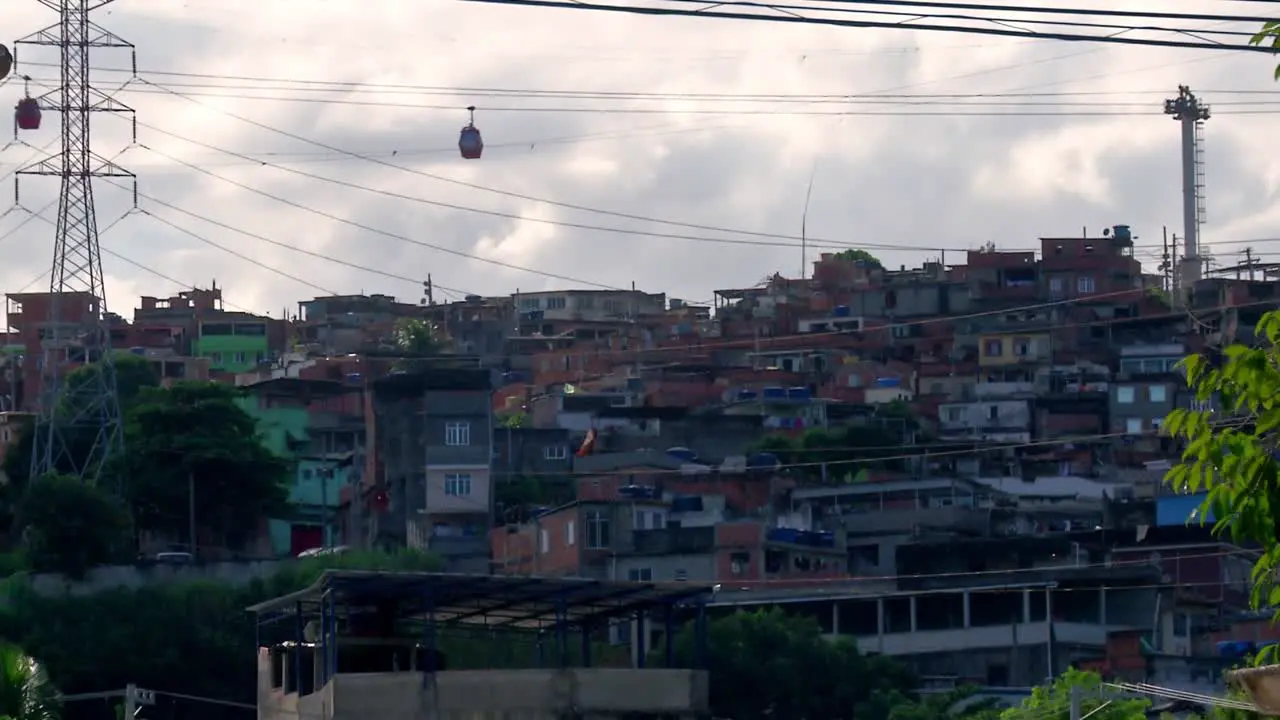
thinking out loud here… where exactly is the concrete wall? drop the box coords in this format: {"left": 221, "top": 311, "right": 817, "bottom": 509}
{"left": 23, "top": 559, "right": 285, "bottom": 597}
{"left": 259, "top": 669, "right": 709, "bottom": 720}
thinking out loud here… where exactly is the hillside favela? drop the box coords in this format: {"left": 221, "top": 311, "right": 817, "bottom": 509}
{"left": 5, "top": 2, "right": 1280, "bottom": 720}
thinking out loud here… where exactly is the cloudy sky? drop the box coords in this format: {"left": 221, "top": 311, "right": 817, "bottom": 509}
{"left": 1, "top": 0, "right": 1278, "bottom": 321}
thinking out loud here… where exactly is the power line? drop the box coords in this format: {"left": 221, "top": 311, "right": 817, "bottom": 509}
{"left": 461, "top": 0, "right": 1280, "bottom": 53}
{"left": 90, "top": 84, "right": 1280, "bottom": 115}
{"left": 22, "top": 72, "right": 1280, "bottom": 103}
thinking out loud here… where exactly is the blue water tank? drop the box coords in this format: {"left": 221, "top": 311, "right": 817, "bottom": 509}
{"left": 833, "top": 305, "right": 851, "bottom": 317}
{"left": 1112, "top": 224, "right": 1132, "bottom": 241}
{"left": 875, "top": 377, "right": 901, "bottom": 388}
{"left": 786, "top": 386, "right": 811, "bottom": 400}
{"left": 1217, "top": 640, "right": 1255, "bottom": 659}
{"left": 763, "top": 386, "right": 787, "bottom": 399}
{"left": 670, "top": 495, "right": 703, "bottom": 513}
{"left": 748, "top": 452, "right": 781, "bottom": 469}
{"left": 666, "top": 447, "right": 697, "bottom": 463}
{"left": 737, "top": 389, "right": 758, "bottom": 401}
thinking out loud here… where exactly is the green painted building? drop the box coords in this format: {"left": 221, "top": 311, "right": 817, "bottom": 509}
{"left": 237, "top": 379, "right": 358, "bottom": 557}
{"left": 195, "top": 318, "right": 269, "bottom": 373}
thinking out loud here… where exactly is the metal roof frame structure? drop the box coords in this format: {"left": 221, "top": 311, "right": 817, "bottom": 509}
{"left": 249, "top": 570, "right": 712, "bottom": 631}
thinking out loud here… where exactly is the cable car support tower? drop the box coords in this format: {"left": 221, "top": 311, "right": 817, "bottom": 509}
{"left": 13, "top": 0, "right": 137, "bottom": 484}
{"left": 1163, "top": 85, "right": 1209, "bottom": 296}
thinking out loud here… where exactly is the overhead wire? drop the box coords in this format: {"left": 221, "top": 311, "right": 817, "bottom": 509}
{"left": 86, "top": 84, "right": 1280, "bottom": 115}
{"left": 461, "top": 0, "right": 1279, "bottom": 53}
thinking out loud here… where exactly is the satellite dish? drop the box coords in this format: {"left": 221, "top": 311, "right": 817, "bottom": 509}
{"left": 0, "top": 45, "right": 10, "bottom": 81}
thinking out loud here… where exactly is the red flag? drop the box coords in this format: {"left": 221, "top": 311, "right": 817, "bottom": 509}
{"left": 576, "top": 428, "right": 597, "bottom": 457}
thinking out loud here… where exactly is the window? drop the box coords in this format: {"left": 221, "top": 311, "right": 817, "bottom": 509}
{"left": 1125, "top": 418, "right": 1143, "bottom": 434}
{"left": 586, "top": 511, "right": 611, "bottom": 549}
{"left": 445, "top": 421, "right": 471, "bottom": 446}
{"left": 545, "top": 297, "right": 567, "bottom": 310}
{"left": 1077, "top": 276, "right": 1095, "bottom": 294}
{"left": 539, "top": 528, "right": 549, "bottom": 554}
{"left": 945, "top": 407, "right": 964, "bottom": 423}
{"left": 1117, "top": 386, "right": 1136, "bottom": 404}
{"left": 1151, "top": 417, "right": 1164, "bottom": 432}
{"left": 984, "top": 339, "right": 1003, "bottom": 356}
{"left": 627, "top": 568, "right": 653, "bottom": 582}
{"left": 233, "top": 351, "right": 246, "bottom": 365}
{"left": 1148, "top": 385, "right": 1167, "bottom": 402}
{"left": 443, "top": 473, "right": 472, "bottom": 496}
{"left": 544, "top": 445, "right": 568, "bottom": 461}
{"left": 635, "top": 509, "right": 666, "bottom": 530}
{"left": 565, "top": 520, "right": 576, "bottom": 546}
{"left": 730, "top": 551, "right": 750, "bottom": 575}
{"left": 519, "top": 298, "right": 541, "bottom": 310}
{"left": 1049, "top": 277, "right": 1065, "bottom": 296}
{"left": 674, "top": 569, "right": 688, "bottom": 582}
{"left": 1013, "top": 338, "right": 1031, "bottom": 357}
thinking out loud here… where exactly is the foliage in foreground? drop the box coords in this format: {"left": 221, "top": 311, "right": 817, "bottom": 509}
{"left": 0, "top": 549, "right": 438, "bottom": 720}
{"left": 1163, "top": 313, "right": 1280, "bottom": 641}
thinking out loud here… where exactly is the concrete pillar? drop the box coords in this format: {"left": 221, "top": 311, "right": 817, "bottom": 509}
{"left": 1099, "top": 587, "right": 1107, "bottom": 625}
{"left": 963, "top": 590, "right": 971, "bottom": 628}
{"left": 876, "top": 598, "right": 885, "bottom": 634}
{"left": 909, "top": 596, "right": 918, "bottom": 633}
{"left": 1022, "top": 589, "right": 1031, "bottom": 624}
{"left": 831, "top": 600, "right": 840, "bottom": 635}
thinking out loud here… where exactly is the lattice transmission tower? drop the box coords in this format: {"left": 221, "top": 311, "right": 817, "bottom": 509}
{"left": 13, "top": 0, "right": 137, "bottom": 484}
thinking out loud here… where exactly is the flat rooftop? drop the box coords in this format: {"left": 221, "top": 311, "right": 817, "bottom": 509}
{"left": 248, "top": 570, "right": 712, "bottom": 630}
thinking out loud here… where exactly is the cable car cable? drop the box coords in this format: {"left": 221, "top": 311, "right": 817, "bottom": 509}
{"left": 133, "top": 120, "right": 994, "bottom": 257}
{"left": 24, "top": 73, "right": 1280, "bottom": 103}
{"left": 460, "top": 0, "right": 1279, "bottom": 53}
{"left": 133, "top": 80, "right": 1280, "bottom": 257}
{"left": 105, "top": 84, "right": 1280, "bottom": 115}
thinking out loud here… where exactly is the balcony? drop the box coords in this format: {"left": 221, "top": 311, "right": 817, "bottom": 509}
{"left": 836, "top": 506, "right": 991, "bottom": 536}
{"left": 631, "top": 526, "right": 715, "bottom": 555}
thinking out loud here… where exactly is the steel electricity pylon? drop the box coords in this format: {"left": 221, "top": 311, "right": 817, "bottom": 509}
{"left": 13, "top": 0, "right": 137, "bottom": 484}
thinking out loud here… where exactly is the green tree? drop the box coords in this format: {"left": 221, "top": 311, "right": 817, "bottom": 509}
{"left": 1253, "top": 21, "right": 1280, "bottom": 79}
{"left": 0, "top": 643, "right": 58, "bottom": 720}
{"left": 0, "top": 353, "right": 160, "bottom": 520}
{"left": 1002, "top": 669, "right": 1148, "bottom": 720}
{"left": 666, "top": 607, "right": 917, "bottom": 720}
{"left": 392, "top": 317, "right": 444, "bottom": 355}
{"left": 17, "top": 473, "right": 129, "bottom": 578}
{"left": 834, "top": 249, "right": 884, "bottom": 269}
{"left": 118, "top": 382, "right": 290, "bottom": 551}
{"left": 0, "top": 550, "right": 437, "bottom": 720}
{"left": 60, "top": 352, "right": 159, "bottom": 416}
{"left": 1162, "top": 314, "right": 1280, "bottom": 620}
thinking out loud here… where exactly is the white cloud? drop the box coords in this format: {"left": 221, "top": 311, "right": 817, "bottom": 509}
{"left": 0, "top": 0, "right": 1275, "bottom": 320}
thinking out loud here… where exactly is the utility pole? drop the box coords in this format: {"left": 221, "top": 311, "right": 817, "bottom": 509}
{"left": 188, "top": 470, "right": 197, "bottom": 558}
{"left": 14, "top": 0, "right": 137, "bottom": 486}
{"left": 1163, "top": 85, "right": 1210, "bottom": 290}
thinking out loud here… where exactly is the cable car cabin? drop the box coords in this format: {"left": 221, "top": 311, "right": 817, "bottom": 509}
{"left": 15, "top": 98, "right": 40, "bottom": 131}
{"left": 458, "top": 125, "right": 483, "bottom": 160}
{"left": 0, "top": 45, "right": 12, "bottom": 81}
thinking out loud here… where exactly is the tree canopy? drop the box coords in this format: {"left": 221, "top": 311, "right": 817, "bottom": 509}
{"left": 17, "top": 473, "right": 129, "bottom": 578}
{"left": 1002, "top": 669, "right": 1148, "bottom": 720}
{"left": 666, "top": 607, "right": 918, "bottom": 720}
{"left": 834, "top": 249, "right": 884, "bottom": 269}
{"left": 0, "top": 642, "right": 59, "bottom": 720}
{"left": 0, "top": 550, "right": 438, "bottom": 720}
{"left": 118, "top": 382, "right": 290, "bottom": 552}
{"left": 1163, "top": 314, "right": 1280, "bottom": 622}
{"left": 392, "top": 317, "right": 445, "bottom": 356}
{"left": 752, "top": 422, "right": 910, "bottom": 481}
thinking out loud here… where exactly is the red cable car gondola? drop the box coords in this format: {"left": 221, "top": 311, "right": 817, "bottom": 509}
{"left": 14, "top": 76, "right": 39, "bottom": 132}
{"left": 0, "top": 45, "right": 12, "bottom": 82}
{"left": 458, "top": 105, "right": 483, "bottom": 160}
